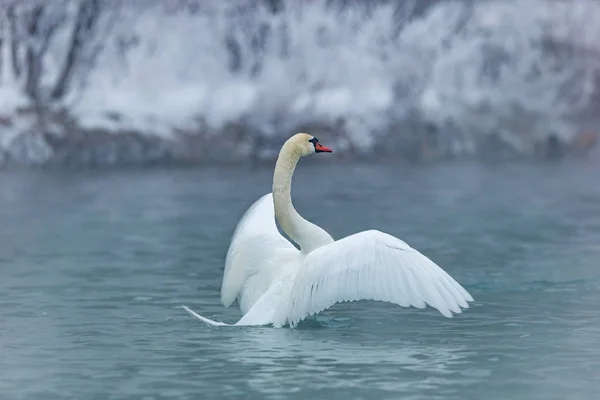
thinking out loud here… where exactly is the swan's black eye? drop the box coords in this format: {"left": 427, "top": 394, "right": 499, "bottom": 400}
{"left": 308, "top": 137, "right": 319, "bottom": 146}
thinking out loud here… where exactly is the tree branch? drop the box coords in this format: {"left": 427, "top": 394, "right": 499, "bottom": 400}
{"left": 51, "top": 0, "right": 101, "bottom": 101}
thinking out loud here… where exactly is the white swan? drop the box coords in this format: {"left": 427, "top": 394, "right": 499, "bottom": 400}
{"left": 183, "top": 133, "right": 473, "bottom": 328}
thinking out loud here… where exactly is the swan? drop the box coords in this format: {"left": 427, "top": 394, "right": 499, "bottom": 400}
{"left": 183, "top": 133, "right": 473, "bottom": 328}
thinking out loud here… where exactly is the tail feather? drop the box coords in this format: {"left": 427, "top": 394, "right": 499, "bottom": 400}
{"left": 182, "top": 305, "right": 232, "bottom": 327}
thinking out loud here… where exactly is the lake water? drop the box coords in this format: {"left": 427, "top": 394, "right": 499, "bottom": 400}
{"left": 1, "top": 160, "right": 599, "bottom": 400}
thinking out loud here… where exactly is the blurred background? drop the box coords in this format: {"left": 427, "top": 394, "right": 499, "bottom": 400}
{"left": 1, "top": 1, "right": 600, "bottom": 400}
{"left": 0, "top": 0, "right": 598, "bottom": 166}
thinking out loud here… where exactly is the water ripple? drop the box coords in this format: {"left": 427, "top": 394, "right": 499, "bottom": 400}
{"left": 1, "top": 164, "right": 599, "bottom": 399}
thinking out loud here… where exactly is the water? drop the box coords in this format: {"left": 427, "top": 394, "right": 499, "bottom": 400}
{"left": 1, "top": 161, "right": 599, "bottom": 400}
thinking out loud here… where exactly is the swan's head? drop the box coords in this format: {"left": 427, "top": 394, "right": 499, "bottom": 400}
{"left": 287, "top": 133, "right": 333, "bottom": 157}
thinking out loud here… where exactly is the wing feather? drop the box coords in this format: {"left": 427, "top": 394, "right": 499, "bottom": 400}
{"left": 285, "top": 229, "right": 473, "bottom": 327}
{"left": 220, "top": 193, "right": 295, "bottom": 308}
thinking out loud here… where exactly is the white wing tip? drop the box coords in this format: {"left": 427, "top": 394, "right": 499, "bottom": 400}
{"left": 439, "top": 293, "right": 474, "bottom": 318}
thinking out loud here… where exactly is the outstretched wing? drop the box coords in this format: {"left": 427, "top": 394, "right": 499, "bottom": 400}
{"left": 284, "top": 230, "right": 473, "bottom": 327}
{"left": 220, "top": 193, "right": 296, "bottom": 309}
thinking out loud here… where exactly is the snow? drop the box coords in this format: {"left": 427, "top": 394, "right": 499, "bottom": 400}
{"left": 1, "top": 0, "right": 599, "bottom": 164}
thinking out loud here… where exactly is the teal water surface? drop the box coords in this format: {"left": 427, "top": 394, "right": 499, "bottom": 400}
{"left": 1, "top": 161, "right": 599, "bottom": 400}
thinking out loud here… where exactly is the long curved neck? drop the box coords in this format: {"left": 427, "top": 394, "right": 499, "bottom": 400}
{"left": 272, "top": 142, "right": 333, "bottom": 253}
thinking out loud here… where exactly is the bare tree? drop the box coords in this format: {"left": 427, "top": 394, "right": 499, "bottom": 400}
{"left": 0, "top": 3, "right": 22, "bottom": 81}
{"left": 0, "top": 0, "right": 117, "bottom": 106}
{"left": 51, "top": 0, "right": 101, "bottom": 100}
{"left": 20, "top": 2, "right": 67, "bottom": 103}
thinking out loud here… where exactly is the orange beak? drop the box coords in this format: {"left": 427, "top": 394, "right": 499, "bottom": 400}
{"left": 315, "top": 143, "right": 333, "bottom": 153}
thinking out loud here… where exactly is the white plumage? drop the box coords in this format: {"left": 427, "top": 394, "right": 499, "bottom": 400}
{"left": 183, "top": 133, "right": 473, "bottom": 328}
{"left": 220, "top": 193, "right": 296, "bottom": 314}
{"left": 283, "top": 230, "right": 472, "bottom": 327}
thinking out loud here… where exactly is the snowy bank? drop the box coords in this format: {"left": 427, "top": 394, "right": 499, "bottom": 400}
{"left": 0, "top": 0, "right": 599, "bottom": 167}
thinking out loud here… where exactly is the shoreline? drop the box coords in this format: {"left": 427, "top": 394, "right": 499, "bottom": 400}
{"left": 0, "top": 108, "right": 597, "bottom": 169}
